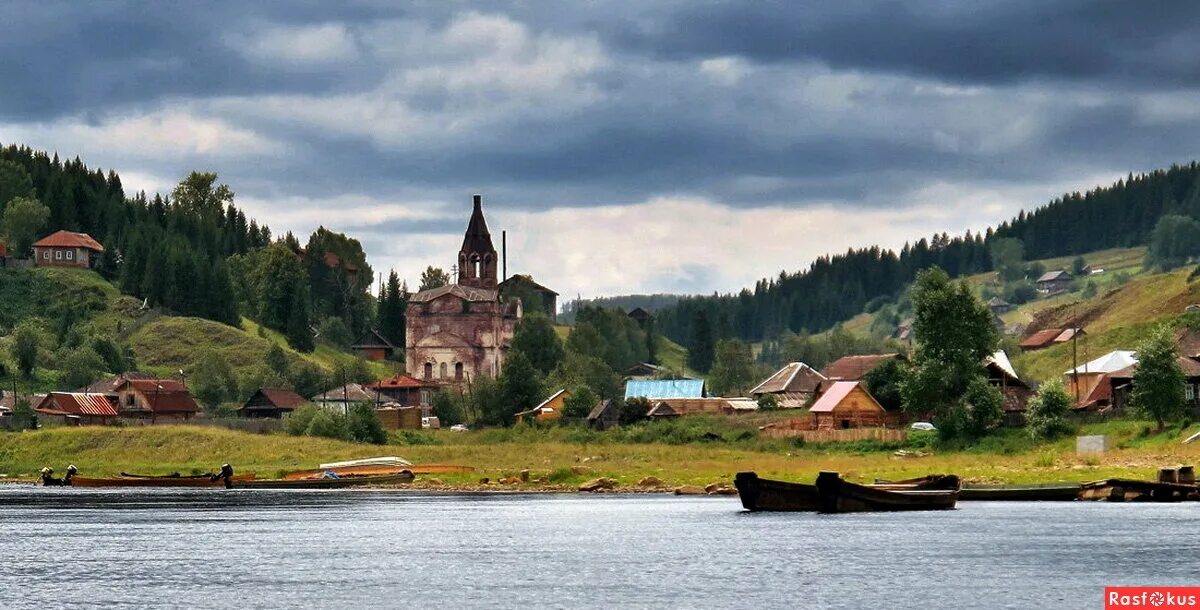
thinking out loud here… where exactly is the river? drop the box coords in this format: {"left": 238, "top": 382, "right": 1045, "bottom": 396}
{"left": 0, "top": 488, "right": 1197, "bottom": 609}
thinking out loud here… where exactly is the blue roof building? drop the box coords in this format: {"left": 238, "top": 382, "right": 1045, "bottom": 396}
{"left": 624, "top": 379, "right": 705, "bottom": 401}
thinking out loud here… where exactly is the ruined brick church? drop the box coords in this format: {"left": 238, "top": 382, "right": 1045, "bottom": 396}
{"left": 405, "top": 195, "right": 522, "bottom": 386}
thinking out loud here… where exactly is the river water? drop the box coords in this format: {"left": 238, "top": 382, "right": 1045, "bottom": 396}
{"left": 0, "top": 488, "right": 1197, "bottom": 609}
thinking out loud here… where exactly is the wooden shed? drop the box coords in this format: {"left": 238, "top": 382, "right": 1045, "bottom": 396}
{"left": 587, "top": 399, "right": 620, "bottom": 430}
{"left": 515, "top": 389, "right": 571, "bottom": 423}
{"left": 351, "top": 329, "right": 395, "bottom": 361}
{"left": 808, "top": 381, "right": 890, "bottom": 430}
{"left": 241, "top": 388, "right": 308, "bottom": 418}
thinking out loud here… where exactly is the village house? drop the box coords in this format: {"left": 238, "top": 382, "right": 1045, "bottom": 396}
{"left": 405, "top": 195, "right": 521, "bottom": 387}
{"left": 515, "top": 389, "right": 571, "bottom": 423}
{"left": 1063, "top": 350, "right": 1138, "bottom": 407}
{"left": 311, "top": 383, "right": 384, "bottom": 413}
{"left": 984, "top": 350, "right": 1034, "bottom": 427}
{"left": 624, "top": 378, "right": 705, "bottom": 401}
{"left": 808, "top": 381, "right": 891, "bottom": 430}
{"left": 623, "top": 362, "right": 667, "bottom": 379}
{"left": 367, "top": 374, "right": 438, "bottom": 410}
{"left": 1035, "top": 270, "right": 1073, "bottom": 294}
{"left": 587, "top": 399, "right": 621, "bottom": 430}
{"left": 645, "top": 397, "right": 757, "bottom": 417}
{"left": 987, "top": 297, "right": 1013, "bottom": 314}
{"left": 1106, "top": 357, "right": 1200, "bottom": 419}
{"left": 240, "top": 388, "right": 309, "bottom": 419}
{"left": 350, "top": 329, "right": 396, "bottom": 361}
{"left": 113, "top": 379, "right": 200, "bottom": 423}
{"left": 1019, "top": 327, "right": 1085, "bottom": 351}
{"left": 627, "top": 307, "right": 652, "bottom": 327}
{"left": 749, "top": 362, "right": 826, "bottom": 408}
{"left": 31, "top": 230, "right": 104, "bottom": 269}
{"left": 498, "top": 274, "right": 559, "bottom": 321}
{"left": 820, "top": 353, "right": 905, "bottom": 381}
{"left": 34, "top": 392, "right": 119, "bottom": 425}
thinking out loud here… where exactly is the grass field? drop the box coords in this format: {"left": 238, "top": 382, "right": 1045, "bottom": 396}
{"left": 3, "top": 418, "right": 1197, "bottom": 489}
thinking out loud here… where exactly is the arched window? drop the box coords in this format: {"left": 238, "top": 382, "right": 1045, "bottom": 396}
{"left": 440, "top": 362, "right": 448, "bottom": 378}
{"left": 471, "top": 254, "right": 481, "bottom": 279}
{"left": 455, "top": 362, "right": 464, "bottom": 380}
{"left": 423, "top": 362, "right": 433, "bottom": 380}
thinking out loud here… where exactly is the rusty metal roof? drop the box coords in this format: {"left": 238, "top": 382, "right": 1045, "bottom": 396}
{"left": 32, "top": 230, "right": 104, "bottom": 251}
{"left": 820, "top": 354, "right": 903, "bottom": 381}
{"left": 37, "top": 393, "right": 118, "bottom": 417}
{"left": 409, "top": 284, "right": 498, "bottom": 303}
{"left": 750, "top": 362, "right": 825, "bottom": 395}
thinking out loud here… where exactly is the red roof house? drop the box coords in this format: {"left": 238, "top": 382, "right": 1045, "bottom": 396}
{"left": 34, "top": 392, "right": 119, "bottom": 425}
{"left": 113, "top": 379, "right": 200, "bottom": 422}
{"left": 241, "top": 388, "right": 309, "bottom": 418}
{"left": 820, "top": 354, "right": 905, "bottom": 381}
{"left": 31, "top": 230, "right": 104, "bottom": 269}
{"left": 367, "top": 374, "right": 437, "bottom": 407}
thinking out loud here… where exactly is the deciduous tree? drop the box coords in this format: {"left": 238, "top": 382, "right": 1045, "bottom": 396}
{"left": 1132, "top": 324, "right": 1187, "bottom": 431}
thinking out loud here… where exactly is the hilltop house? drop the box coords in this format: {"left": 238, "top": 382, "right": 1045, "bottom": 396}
{"left": 31, "top": 230, "right": 104, "bottom": 269}
{"left": 113, "top": 379, "right": 200, "bottom": 423}
{"left": 987, "top": 297, "right": 1013, "bottom": 314}
{"left": 33, "top": 392, "right": 118, "bottom": 426}
{"left": 1019, "top": 328, "right": 1085, "bottom": 351}
{"left": 498, "top": 274, "right": 559, "bottom": 321}
{"left": 350, "top": 329, "right": 395, "bottom": 361}
{"left": 1035, "top": 270, "right": 1073, "bottom": 294}
{"left": 241, "top": 388, "right": 308, "bottom": 419}
{"left": 808, "top": 381, "right": 891, "bottom": 430}
{"left": 627, "top": 307, "right": 652, "bottom": 326}
{"left": 749, "top": 362, "right": 826, "bottom": 408}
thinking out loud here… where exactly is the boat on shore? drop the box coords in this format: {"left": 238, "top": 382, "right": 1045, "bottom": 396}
{"left": 870, "top": 474, "right": 961, "bottom": 491}
{"left": 1078, "top": 478, "right": 1198, "bottom": 502}
{"left": 734, "top": 472, "right": 820, "bottom": 511}
{"left": 815, "top": 471, "right": 958, "bottom": 513}
{"left": 282, "top": 463, "right": 472, "bottom": 480}
{"left": 959, "top": 483, "right": 1081, "bottom": 501}
{"left": 230, "top": 470, "right": 415, "bottom": 489}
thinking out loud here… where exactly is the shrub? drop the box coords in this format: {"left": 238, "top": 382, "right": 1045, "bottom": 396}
{"left": 284, "top": 404, "right": 321, "bottom": 436}
{"left": 346, "top": 402, "right": 387, "bottom": 444}
{"left": 431, "top": 390, "right": 463, "bottom": 426}
{"left": 756, "top": 394, "right": 779, "bottom": 410}
{"left": 60, "top": 346, "right": 105, "bottom": 390}
{"left": 1026, "top": 378, "right": 1074, "bottom": 440}
{"left": 305, "top": 409, "right": 348, "bottom": 440}
{"left": 561, "top": 386, "right": 598, "bottom": 419}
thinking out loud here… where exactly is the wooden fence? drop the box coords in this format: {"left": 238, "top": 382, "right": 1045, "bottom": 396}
{"left": 760, "top": 426, "right": 908, "bottom": 444}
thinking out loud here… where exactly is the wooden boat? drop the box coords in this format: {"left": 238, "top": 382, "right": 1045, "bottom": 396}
{"left": 815, "top": 471, "right": 958, "bottom": 513}
{"left": 44, "top": 464, "right": 247, "bottom": 488}
{"left": 734, "top": 472, "right": 820, "bottom": 511}
{"left": 281, "top": 463, "right": 473, "bottom": 480}
{"left": 231, "top": 470, "right": 415, "bottom": 489}
{"left": 871, "top": 474, "right": 961, "bottom": 491}
{"left": 1078, "top": 478, "right": 1198, "bottom": 502}
{"left": 959, "top": 483, "right": 1081, "bottom": 501}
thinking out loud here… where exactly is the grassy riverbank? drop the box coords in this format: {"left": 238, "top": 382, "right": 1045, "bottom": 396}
{"left": 3, "top": 419, "right": 1200, "bottom": 490}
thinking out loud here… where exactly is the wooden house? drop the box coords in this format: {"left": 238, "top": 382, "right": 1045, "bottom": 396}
{"left": 367, "top": 374, "right": 437, "bottom": 409}
{"left": 645, "top": 397, "right": 758, "bottom": 417}
{"left": 1094, "top": 356, "right": 1200, "bottom": 419}
{"left": 587, "top": 399, "right": 621, "bottom": 430}
{"left": 749, "top": 362, "right": 826, "bottom": 408}
{"left": 987, "top": 297, "right": 1013, "bottom": 314}
{"left": 113, "top": 379, "right": 200, "bottom": 423}
{"left": 498, "top": 274, "right": 559, "bottom": 321}
{"left": 820, "top": 353, "right": 904, "bottom": 381}
{"left": 808, "top": 381, "right": 890, "bottom": 430}
{"left": 984, "top": 350, "right": 1034, "bottom": 427}
{"left": 351, "top": 329, "right": 395, "bottom": 361}
{"left": 1063, "top": 350, "right": 1137, "bottom": 406}
{"left": 1035, "top": 270, "right": 1073, "bottom": 294}
{"left": 311, "top": 383, "right": 384, "bottom": 414}
{"left": 34, "top": 392, "right": 119, "bottom": 425}
{"left": 241, "top": 388, "right": 308, "bottom": 418}
{"left": 627, "top": 307, "right": 651, "bottom": 326}
{"left": 624, "top": 362, "right": 667, "bottom": 379}
{"left": 31, "top": 230, "right": 104, "bottom": 269}
{"left": 515, "top": 389, "right": 570, "bottom": 423}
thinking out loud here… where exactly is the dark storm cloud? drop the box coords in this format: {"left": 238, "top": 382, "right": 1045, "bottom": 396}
{"left": 599, "top": 0, "right": 1200, "bottom": 87}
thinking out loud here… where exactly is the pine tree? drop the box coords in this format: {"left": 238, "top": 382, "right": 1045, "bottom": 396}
{"left": 286, "top": 286, "right": 314, "bottom": 352}
{"left": 686, "top": 310, "right": 715, "bottom": 373}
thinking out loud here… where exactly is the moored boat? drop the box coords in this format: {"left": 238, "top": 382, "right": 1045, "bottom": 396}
{"left": 44, "top": 464, "right": 242, "bottom": 488}
{"left": 815, "top": 471, "right": 958, "bottom": 513}
{"left": 1077, "top": 478, "right": 1198, "bottom": 502}
{"left": 231, "top": 470, "right": 415, "bottom": 489}
{"left": 959, "top": 483, "right": 1081, "bottom": 501}
{"left": 870, "top": 474, "right": 961, "bottom": 491}
{"left": 734, "top": 472, "right": 820, "bottom": 511}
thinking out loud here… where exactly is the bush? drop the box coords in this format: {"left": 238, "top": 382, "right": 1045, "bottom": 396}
{"left": 60, "top": 346, "right": 105, "bottom": 390}
{"left": 1026, "top": 378, "right": 1074, "bottom": 440}
{"left": 756, "top": 394, "right": 779, "bottom": 410}
{"left": 561, "top": 386, "right": 598, "bottom": 419}
{"left": 305, "top": 408, "right": 348, "bottom": 440}
{"left": 318, "top": 317, "right": 354, "bottom": 349}
{"left": 620, "top": 397, "right": 651, "bottom": 424}
{"left": 284, "top": 404, "right": 321, "bottom": 436}
{"left": 431, "top": 390, "right": 463, "bottom": 426}
{"left": 346, "top": 402, "right": 387, "bottom": 444}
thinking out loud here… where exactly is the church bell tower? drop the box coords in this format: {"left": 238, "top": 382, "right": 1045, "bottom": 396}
{"left": 458, "top": 194, "right": 498, "bottom": 289}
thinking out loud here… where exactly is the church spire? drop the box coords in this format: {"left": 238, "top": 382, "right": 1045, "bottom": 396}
{"left": 458, "top": 194, "right": 498, "bottom": 289}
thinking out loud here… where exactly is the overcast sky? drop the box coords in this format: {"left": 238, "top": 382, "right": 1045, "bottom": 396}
{"left": 2, "top": 1, "right": 1198, "bottom": 298}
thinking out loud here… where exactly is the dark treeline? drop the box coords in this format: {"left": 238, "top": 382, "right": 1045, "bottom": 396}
{"left": 1, "top": 144, "right": 373, "bottom": 352}
{"left": 559, "top": 294, "right": 681, "bottom": 324}
{"left": 655, "top": 162, "right": 1200, "bottom": 345}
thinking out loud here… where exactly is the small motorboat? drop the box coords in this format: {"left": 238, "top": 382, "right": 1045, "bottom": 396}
{"left": 734, "top": 472, "right": 820, "bottom": 512}
{"left": 815, "top": 471, "right": 958, "bottom": 513}
{"left": 231, "top": 470, "right": 415, "bottom": 489}
{"left": 45, "top": 465, "right": 241, "bottom": 488}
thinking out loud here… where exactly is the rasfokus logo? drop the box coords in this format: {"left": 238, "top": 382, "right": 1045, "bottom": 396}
{"left": 1106, "top": 587, "right": 1200, "bottom": 609}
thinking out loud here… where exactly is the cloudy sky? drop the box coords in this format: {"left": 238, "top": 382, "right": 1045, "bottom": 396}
{"left": 2, "top": 1, "right": 1198, "bottom": 298}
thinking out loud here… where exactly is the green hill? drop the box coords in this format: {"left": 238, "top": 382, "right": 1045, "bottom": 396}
{"left": 0, "top": 267, "right": 393, "bottom": 395}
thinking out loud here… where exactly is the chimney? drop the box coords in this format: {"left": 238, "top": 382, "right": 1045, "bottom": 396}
{"left": 473, "top": 194, "right": 482, "bottom": 210}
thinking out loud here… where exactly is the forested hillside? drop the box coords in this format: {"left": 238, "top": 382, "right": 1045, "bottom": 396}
{"left": 654, "top": 162, "right": 1200, "bottom": 347}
